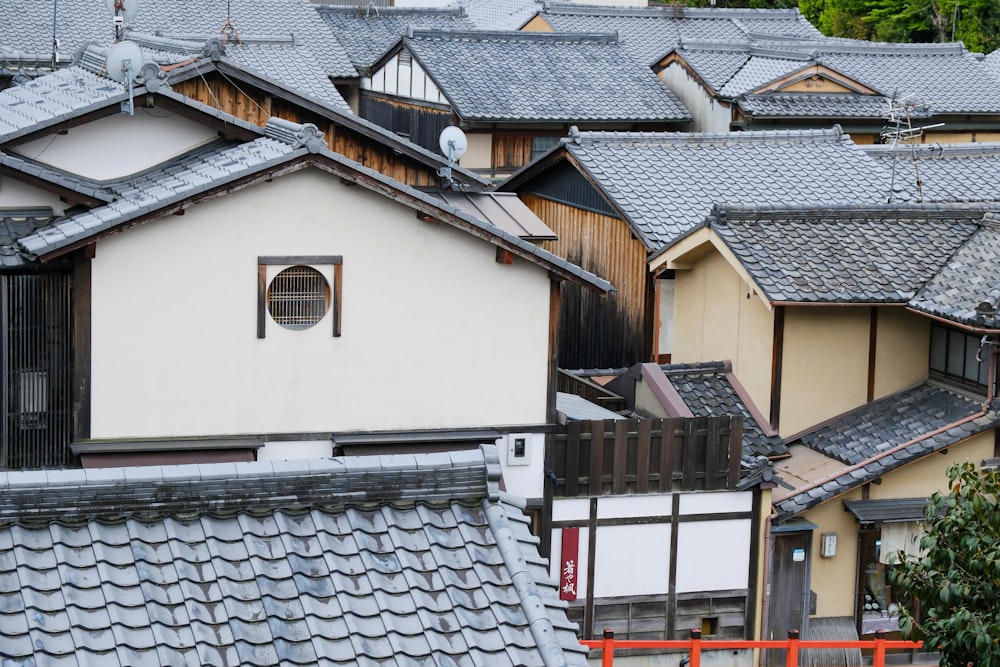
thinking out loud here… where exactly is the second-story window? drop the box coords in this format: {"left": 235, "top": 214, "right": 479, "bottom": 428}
{"left": 929, "top": 324, "right": 990, "bottom": 390}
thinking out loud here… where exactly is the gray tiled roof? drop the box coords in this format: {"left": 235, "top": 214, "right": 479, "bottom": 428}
{"left": 0, "top": 208, "right": 58, "bottom": 246}
{"left": 740, "top": 93, "right": 898, "bottom": 119}
{"left": 1, "top": 112, "right": 612, "bottom": 292}
{"left": 985, "top": 49, "right": 1000, "bottom": 82}
{"left": 537, "top": 4, "right": 821, "bottom": 66}
{"left": 456, "top": 0, "right": 544, "bottom": 31}
{"left": 0, "top": 0, "right": 356, "bottom": 79}
{"left": 549, "top": 127, "right": 890, "bottom": 251}
{"left": 401, "top": 30, "right": 690, "bottom": 123}
{"left": 0, "top": 446, "right": 590, "bottom": 666}
{"left": 677, "top": 39, "right": 1000, "bottom": 115}
{"left": 318, "top": 6, "right": 477, "bottom": 70}
{"left": 863, "top": 142, "right": 1000, "bottom": 204}
{"left": 704, "top": 203, "right": 986, "bottom": 304}
{"left": 910, "top": 216, "right": 1000, "bottom": 327}
{"left": 660, "top": 361, "right": 788, "bottom": 462}
{"left": 775, "top": 385, "right": 1000, "bottom": 519}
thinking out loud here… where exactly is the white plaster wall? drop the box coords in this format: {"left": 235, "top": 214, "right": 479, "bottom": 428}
{"left": 496, "top": 432, "right": 546, "bottom": 499}
{"left": 657, "top": 277, "right": 674, "bottom": 357}
{"left": 364, "top": 54, "right": 446, "bottom": 105}
{"left": 552, "top": 498, "right": 591, "bottom": 523}
{"left": 0, "top": 177, "right": 71, "bottom": 214}
{"left": 598, "top": 494, "right": 673, "bottom": 519}
{"left": 679, "top": 491, "right": 752, "bottom": 515}
{"left": 88, "top": 167, "right": 552, "bottom": 438}
{"left": 257, "top": 440, "right": 334, "bottom": 461}
{"left": 10, "top": 111, "right": 217, "bottom": 180}
{"left": 675, "top": 519, "right": 751, "bottom": 593}
{"left": 662, "top": 64, "right": 731, "bottom": 133}
{"left": 594, "top": 523, "right": 672, "bottom": 597}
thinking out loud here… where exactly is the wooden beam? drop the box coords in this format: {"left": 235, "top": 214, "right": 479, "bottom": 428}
{"left": 495, "top": 247, "right": 514, "bottom": 264}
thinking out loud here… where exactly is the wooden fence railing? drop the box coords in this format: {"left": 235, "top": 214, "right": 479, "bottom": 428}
{"left": 583, "top": 629, "right": 924, "bottom": 667}
{"left": 548, "top": 416, "right": 743, "bottom": 497}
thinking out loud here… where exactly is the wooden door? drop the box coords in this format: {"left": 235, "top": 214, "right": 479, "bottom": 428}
{"left": 766, "top": 530, "right": 813, "bottom": 665}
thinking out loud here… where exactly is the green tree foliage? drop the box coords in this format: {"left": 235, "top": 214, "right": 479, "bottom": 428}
{"left": 889, "top": 462, "right": 1000, "bottom": 667}
{"left": 798, "top": 0, "right": 1000, "bottom": 52}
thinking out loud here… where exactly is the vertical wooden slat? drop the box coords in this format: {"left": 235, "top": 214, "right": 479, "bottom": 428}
{"left": 0, "top": 274, "right": 7, "bottom": 468}
{"left": 682, "top": 418, "right": 700, "bottom": 491}
{"left": 728, "top": 417, "right": 744, "bottom": 489}
{"left": 332, "top": 262, "right": 342, "bottom": 337}
{"left": 705, "top": 416, "right": 721, "bottom": 491}
{"left": 636, "top": 418, "right": 652, "bottom": 493}
{"left": 256, "top": 263, "right": 267, "bottom": 338}
{"left": 589, "top": 420, "right": 604, "bottom": 496}
{"left": 565, "top": 420, "right": 581, "bottom": 497}
{"left": 659, "top": 418, "right": 675, "bottom": 493}
{"left": 612, "top": 419, "right": 628, "bottom": 494}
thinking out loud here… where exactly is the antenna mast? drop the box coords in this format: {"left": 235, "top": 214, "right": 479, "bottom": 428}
{"left": 881, "top": 94, "right": 943, "bottom": 203}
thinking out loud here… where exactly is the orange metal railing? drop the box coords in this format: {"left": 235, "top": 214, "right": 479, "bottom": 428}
{"left": 581, "top": 629, "right": 924, "bottom": 667}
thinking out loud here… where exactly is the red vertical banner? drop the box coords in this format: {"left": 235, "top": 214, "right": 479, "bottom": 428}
{"left": 559, "top": 527, "right": 580, "bottom": 601}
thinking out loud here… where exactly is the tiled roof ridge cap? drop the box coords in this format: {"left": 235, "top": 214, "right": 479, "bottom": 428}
{"left": 317, "top": 5, "right": 466, "bottom": 18}
{"left": 264, "top": 117, "right": 327, "bottom": 152}
{"left": 484, "top": 498, "right": 570, "bottom": 666}
{"left": 743, "top": 91, "right": 882, "bottom": 99}
{"left": 407, "top": 28, "right": 618, "bottom": 44}
{"left": 676, "top": 39, "right": 752, "bottom": 53}
{"left": 813, "top": 40, "right": 968, "bottom": 55}
{"left": 154, "top": 31, "right": 296, "bottom": 47}
{"left": 658, "top": 360, "right": 731, "bottom": 375}
{"left": 711, "top": 201, "right": 992, "bottom": 220}
{"left": 0, "top": 448, "right": 497, "bottom": 523}
{"left": 125, "top": 31, "right": 208, "bottom": 55}
{"left": 863, "top": 141, "right": 1000, "bottom": 157}
{"left": 567, "top": 126, "right": 844, "bottom": 146}
{"left": 541, "top": 1, "right": 802, "bottom": 19}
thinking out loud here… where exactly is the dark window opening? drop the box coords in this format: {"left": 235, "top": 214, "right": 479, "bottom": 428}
{"left": 929, "top": 324, "right": 990, "bottom": 390}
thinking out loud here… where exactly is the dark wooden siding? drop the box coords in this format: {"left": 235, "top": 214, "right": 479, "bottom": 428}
{"left": 171, "top": 76, "right": 445, "bottom": 187}
{"left": 522, "top": 192, "right": 648, "bottom": 369}
{"left": 1, "top": 271, "right": 76, "bottom": 469}
{"left": 358, "top": 94, "right": 452, "bottom": 156}
{"left": 548, "top": 416, "right": 743, "bottom": 496}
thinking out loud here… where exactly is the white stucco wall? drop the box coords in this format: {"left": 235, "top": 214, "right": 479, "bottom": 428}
{"left": 88, "top": 167, "right": 553, "bottom": 438}
{"left": 10, "top": 111, "right": 217, "bottom": 180}
{"left": 662, "top": 64, "right": 731, "bottom": 133}
{"left": 0, "top": 177, "right": 71, "bottom": 214}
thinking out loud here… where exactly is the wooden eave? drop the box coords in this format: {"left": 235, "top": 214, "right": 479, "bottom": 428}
{"left": 168, "top": 59, "right": 485, "bottom": 188}
{"left": 653, "top": 226, "right": 772, "bottom": 310}
{"left": 0, "top": 162, "right": 108, "bottom": 208}
{"left": 751, "top": 64, "right": 878, "bottom": 96}
{"left": 34, "top": 152, "right": 611, "bottom": 294}
{"left": 144, "top": 92, "right": 261, "bottom": 142}
{"left": 654, "top": 51, "right": 729, "bottom": 99}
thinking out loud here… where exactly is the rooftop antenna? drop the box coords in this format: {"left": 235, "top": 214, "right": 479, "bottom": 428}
{"left": 105, "top": 0, "right": 138, "bottom": 43}
{"left": 437, "top": 125, "right": 467, "bottom": 190}
{"left": 220, "top": 0, "right": 243, "bottom": 45}
{"left": 881, "top": 93, "right": 944, "bottom": 203}
{"left": 103, "top": 40, "right": 142, "bottom": 115}
{"left": 362, "top": 0, "right": 380, "bottom": 18}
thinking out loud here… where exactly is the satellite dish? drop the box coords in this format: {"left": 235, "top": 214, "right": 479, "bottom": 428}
{"left": 104, "top": 40, "right": 143, "bottom": 83}
{"left": 439, "top": 125, "right": 468, "bottom": 162}
{"left": 105, "top": 0, "right": 139, "bottom": 24}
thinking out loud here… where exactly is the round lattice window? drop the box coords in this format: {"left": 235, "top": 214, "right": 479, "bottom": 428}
{"left": 267, "top": 265, "right": 331, "bottom": 330}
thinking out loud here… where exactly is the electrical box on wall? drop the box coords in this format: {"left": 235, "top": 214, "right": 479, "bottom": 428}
{"left": 506, "top": 434, "right": 530, "bottom": 466}
{"left": 820, "top": 532, "right": 838, "bottom": 558}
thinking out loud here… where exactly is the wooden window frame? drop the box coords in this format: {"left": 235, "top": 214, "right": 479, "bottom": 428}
{"left": 257, "top": 256, "right": 342, "bottom": 339}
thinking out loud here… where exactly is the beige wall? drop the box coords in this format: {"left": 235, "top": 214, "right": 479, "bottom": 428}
{"left": 521, "top": 15, "right": 553, "bottom": 31}
{"left": 801, "top": 430, "right": 996, "bottom": 618}
{"left": 673, "top": 251, "right": 774, "bottom": 416}
{"left": 779, "top": 78, "right": 855, "bottom": 94}
{"left": 89, "top": 167, "right": 553, "bottom": 438}
{"left": 463, "top": 132, "right": 493, "bottom": 171}
{"left": 873, "top": 307, "right": 929, "bottom": 399}
{"left": 779, "top": 308, "right": 870, "bottom": 436}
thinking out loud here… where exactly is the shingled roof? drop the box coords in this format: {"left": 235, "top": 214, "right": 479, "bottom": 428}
{"left": 536, "top": 3, "right": 821, "bottom": 66}
{"left": 862, "top": 142, "right": 1000, "bottom": 204}
{"left": 318, "top": 6, "right": 477, "bottom": 71}
{"left": 696, "top": 203, "right": 988, "bottom": 305}
{"left": 0, "top": 110, "right": 612, "bottom": 294}
{"left": 671, "top": 39, "right": 1000, "bottom": 117}
{"left": 505, "top": 126, "right": 891, "bottom": 252}
{"left": 388, "top": 30, "right": 690, "bottom": 124}
{"left": 773, "top": 384, "right": 1000, "bottom": 520}
{"left": 0, "top": 0, "right": 356, "bottom": 88}
{"left": 0, "top": 446, "right": 590, "bottom": 666}
{"left": 457, "top": 0, "right": 544, "bottom": 31}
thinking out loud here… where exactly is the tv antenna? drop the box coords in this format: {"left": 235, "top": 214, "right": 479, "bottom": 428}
{"left": 437, "top": 125, "right": 467, "bottom": 189}
{"left": 881, "top": 94, "right": 943, "bottom": 203}
{"left": 104, "top": 40, "right": 143, "bottom": 115}
{"left": 105, "top": 0, "right": 138, "bottom": 42}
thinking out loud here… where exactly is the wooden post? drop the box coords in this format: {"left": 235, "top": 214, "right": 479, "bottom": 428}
{"left": 787, "top": 629, "right": 800, "bottom": 667}
{"left": 601, "top": 629, "right": 615, "bottom": 667}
